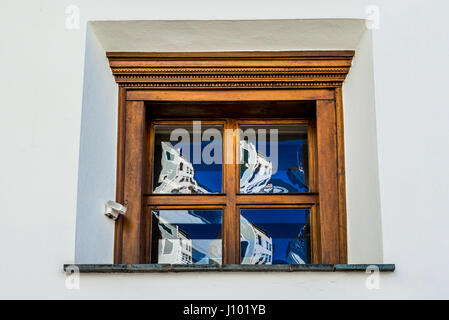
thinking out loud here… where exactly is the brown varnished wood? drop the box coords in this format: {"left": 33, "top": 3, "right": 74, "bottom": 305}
{"left": 107, "top": 51, "right": 353, "bottom": 91}
{"left": 235, "top": 119, "right": 310, "bottom": 125}
{"left": 307, "top": 119, "right": 320, "bottom": 263}
{"left": 148, "top": 102, "right": 315, "bottom": 120}
{"left": 309, "top": 206, "right": 321, "bottom": 264}
{"left": 109, "top": 59, "right": 351, "bottom": 67}
{"left": 127, "top": 89, "right": 334, "bottom": 102}
{"left": 106, "top": 50, "right": 355, "bottom": 59}
{"left": 236, "top": 194, "right": 318, "bottom": 205}
{"left": 307, "top": 119, "right": 318, "bottom": 193}
{"left": 108, "top": 60, "right": 351, "bottom": 70}
{"left": 121, "top": 100, "right": 146, "bottom": 263}
{"left": 149, "top": 205, "right": 225, "bottom": 211}
{"left": 144, "top": 206, "right": 152, "bottom": 264}
{"left": 237, "top": 204, "right": 312, "bottom": 209}
{"left": 150, "top": 119, "right": 227, "bottom": 125}
{"left": 145, "top": 194, "right": 227, "bottom": 206}
{"left": 143, "top": 115, "right": 154, "bottom": 262}
{"left": 144, "top": 116, "right": 155, "bottom": 195}
{"left": 223, "top": 120, "right": 239, "bottom": 264}
{"left": 113, "top": 87, "right": 126, "bottom": 264}
{"left": 316, "top": 99, "right": 340, "bottom": 264}
{"left": 335, "top": 87, "right": 348, "bottom": 263}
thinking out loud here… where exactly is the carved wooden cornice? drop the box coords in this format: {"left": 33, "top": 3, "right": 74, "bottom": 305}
{"left": 107, "top": 51, "right": 354, "bottom": 89}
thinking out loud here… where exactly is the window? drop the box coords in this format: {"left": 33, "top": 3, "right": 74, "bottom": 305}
{"left": 146, "top": 116, "right": 316, "bottom": 265}
{"left": 108, "top": 51, "right": 353, "bottom": 265}
{"left": 152, "top": 210, "right": 222, "bottom": 264}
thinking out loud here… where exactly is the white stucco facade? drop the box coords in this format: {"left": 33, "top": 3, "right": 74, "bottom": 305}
{"left": 1, "top": 0, "right": 448, "bottom": 299}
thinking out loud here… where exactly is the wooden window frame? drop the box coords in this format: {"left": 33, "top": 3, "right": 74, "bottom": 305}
{"left": 107, "top": 51, "right": 354, "bottom": 265}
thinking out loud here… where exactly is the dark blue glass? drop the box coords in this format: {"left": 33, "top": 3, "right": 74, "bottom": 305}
{"left": 240, "top": 209, "right": 310, "bottom": 264}
{"left": 152, "top": 210, "right": 222, "bottom": 264}
{"left": 153, "top": 124, "right": 223, "bottom": 193}
{"left": 239, "top": 124, "right": 309, "bottom": 193}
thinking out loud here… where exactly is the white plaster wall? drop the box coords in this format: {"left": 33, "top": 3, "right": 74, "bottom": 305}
{"left": 371, "top": 0, "right": 449, "bottom": 296}
{"left": 1, "top": 0, "right": 448, "bottom": 299}
{"left": 342, "top": 30, "right": 384, "bottom": 263}
{"left": 74, "top": 26, "right": 117, "bottom": 263}
{"left": 90, "top": 19, "right": 366, "bottom": 52}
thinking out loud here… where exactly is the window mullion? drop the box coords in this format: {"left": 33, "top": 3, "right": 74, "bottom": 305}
{"left": 223, "top": 119, "right": 239, "bottom": 264}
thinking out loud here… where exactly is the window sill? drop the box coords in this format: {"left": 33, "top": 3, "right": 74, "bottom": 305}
{"left": 63, "top": 264, "right": 395, "bottom": 273}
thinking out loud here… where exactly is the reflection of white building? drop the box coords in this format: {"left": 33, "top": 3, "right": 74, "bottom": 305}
{"left": 240, "top": 140, "right": 273, "bottom": 193}
{"left": 156, "top": 213, "right": 193, "bottom": 264}
{"left": 241, "top": 216, "right": 273, "bottom": 264}
{"left": 240, "top": 140, "right": 288, "bottom": 193}
{"left": 154, "top": 210, "right": 222, "bottom": 265}
{"left": 154, "top": 142, "right": 209, "bottom": 194}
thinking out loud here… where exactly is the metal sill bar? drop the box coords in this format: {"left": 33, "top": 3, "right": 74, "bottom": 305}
{"left": 63, "top": 264, "right": 395, "bottom": 273}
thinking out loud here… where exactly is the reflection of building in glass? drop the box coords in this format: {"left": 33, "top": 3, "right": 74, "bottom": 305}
{"left": 240, "top": 140, "right": 273, "bottom": 193}
{"left": 156, "top": 213, "right": 193, "bottom": 264}
{"left": 241, "top": 214, "right": 308, "bottom": 265}
{"left": 153, "top": 210, "right": 222, "bottom": 265}
{"left": 287, "top": 166, "right": 306, "bottom": 189}
{"left": 286, "top": 226, "right": 308, "bottom": 264}
{"left": 240, "top": 140, "right": 290, "bottom": 193}
{"left": 241, "top": 216, "right": 273, "bottom": 264}
{"left": 154, "top": 142, "right": 209, "bottom": 194}
{"left": 207, "top": 239, "right": 222, "bottom": 265}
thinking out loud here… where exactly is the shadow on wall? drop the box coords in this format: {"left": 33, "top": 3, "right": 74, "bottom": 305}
{"left": 75, "top": 24, "right": 117, "bottom": 264}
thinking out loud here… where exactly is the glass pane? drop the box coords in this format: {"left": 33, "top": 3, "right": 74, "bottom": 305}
{"left": 240, "top": 209, "right": 310, "bottom": 264}
{"left": 152, "top": 210, "right": 222, "bottom": 264}
{"left": 239, "top": 124, "right": 308, "bottom": 193}
{"left": 153, "top": 124, "right": 223, "bottom": 193}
